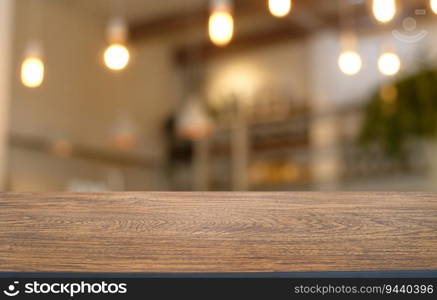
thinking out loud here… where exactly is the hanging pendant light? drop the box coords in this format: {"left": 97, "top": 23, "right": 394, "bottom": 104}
{"left": 378, "top": 51, "right": 401, "bottom": 76}
{"left": 337, "top": 2, "right": 362, "bottom": 76}
{"left": 104, "top": 17, "right": 130, "bottom": 71}
{"left": 338, "top": 32, "right": 362, "bottom": 76}
{"left": 21, "top": 0, "right": 45, "bottom": 88}
{"left": 431, "top": 0, "right": 437, "bottom": 14}
{"left": 176, "top": 95, "right": 214, "bottom": 140}
{"left": 372, "top": 0, "right": 396, "bottom": 23}
{"left": 111, "top": 114, "right": 138, "bottom": 150}
{"left": 21, "top": 41, "right": 44, "bottom": 88}
{"left": 338, "top": 50, "right": 362, "bottom": 75}
{"left": 268, "top": 0, "right": 292, "bottom": 18}
{"left": 209, "top": 0, "right": 234, "bottom": 47}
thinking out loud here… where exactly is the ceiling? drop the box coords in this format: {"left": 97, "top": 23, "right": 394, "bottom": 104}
{"left": 75, "top": 0, "right": 208, "bottom": 23}
{"left": 74, "top": 0, "right": 429, "bottom": 24}
{"left": 73, "top": 0, "right": 431, "bottom": 44}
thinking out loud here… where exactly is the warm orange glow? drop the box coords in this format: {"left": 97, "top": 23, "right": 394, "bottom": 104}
{"left": 338, "top": 51, "right": 362, "bottom": 76}
{"left": 268, "top": 0, "right": 292, "bottom": 18}
{"left": 209, "top": 10, "right": 234, "bottom": 47}
{"left": 372, "top": 0, "right": 396, "bottom": 23}
{"left": 21, "top": 57, "right": 44, "bottom": 88}
{"left": 431, "top": 0, "right": 437, "bottom": 14}
{"left": 104, "top": 43, "right": 130, "bottom": 71}
{"left": 378, "top": 52, "right": 401, "bottom": 76}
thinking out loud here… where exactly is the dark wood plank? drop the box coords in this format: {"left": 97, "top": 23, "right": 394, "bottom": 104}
{"left": 173, "top": 24, "right": 308, "bottom": 66}
{"left": 0, "top": 192, "right": 436, "bottom": 273}
{"left": 130, "top": 0, "right": 267, "bottom": 42}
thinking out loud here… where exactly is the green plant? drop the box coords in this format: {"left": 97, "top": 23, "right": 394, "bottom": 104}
{"left": 360, "top": 68, "right": 437, "bottom": 156}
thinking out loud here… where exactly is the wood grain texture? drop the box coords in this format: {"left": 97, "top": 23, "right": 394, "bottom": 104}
{"left": 0, "top": 192, "right": 436, "bottom": 273}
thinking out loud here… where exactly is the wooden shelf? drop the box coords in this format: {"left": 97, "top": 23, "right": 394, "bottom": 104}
{"left": 10, "top": 134, "right": 158, "bottom": 169}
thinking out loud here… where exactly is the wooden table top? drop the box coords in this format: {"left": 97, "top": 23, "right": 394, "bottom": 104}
{"left": 0, "top": 192, "right": 436, "bottom": 273}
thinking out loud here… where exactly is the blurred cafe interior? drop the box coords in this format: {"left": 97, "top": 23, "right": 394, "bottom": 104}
{"left": 0, "top": 0, "right": 437, "bottom": 192}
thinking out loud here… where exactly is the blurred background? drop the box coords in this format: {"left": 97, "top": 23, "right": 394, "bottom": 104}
{"left": 0, "top": 0, "right": 437, "bottom": 192}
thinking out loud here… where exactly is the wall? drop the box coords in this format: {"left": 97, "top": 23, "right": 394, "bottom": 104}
{"left": 0, "top": 0, "right": 14, "bottom": 190}
{"left": 205, "top": 41, "right": 309, "bottom": 109}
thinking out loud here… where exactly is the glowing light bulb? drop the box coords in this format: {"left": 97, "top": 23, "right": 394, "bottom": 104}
{"left": 209, "top": 0, "right": 234, "bottom": 47}
{"left": 21, "top": 57, "right": 44, "bottom": 88}
{"left": 338, "top": 51, "right": 362, "bottom": 75}
{"left": 378, "top": 52, "right": 401, "bottom": 76}
{"left": 372, "top": 0, "right": 396, "bottom": 23}
{"left": 431, "top": 0, "right": 437, "bottom": 14}
{"left": 268, "top": 0, "right": 292, "bottom": 18}
{"left": 104, "top": 17, "right": 130, "bottom": 71}
{"left": 104, "top": 43, "right": 130, "bottom": 71}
